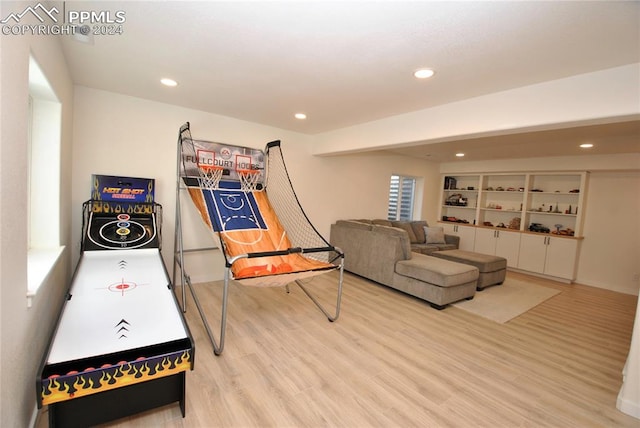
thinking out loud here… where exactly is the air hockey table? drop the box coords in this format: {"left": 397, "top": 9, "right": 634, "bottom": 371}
{"left": 37, "top": 197, "right": 194, "bottom": 427}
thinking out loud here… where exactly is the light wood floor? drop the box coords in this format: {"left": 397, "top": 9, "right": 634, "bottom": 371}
{"left": 37, "top": 270, "right": 639, "bottom": 427}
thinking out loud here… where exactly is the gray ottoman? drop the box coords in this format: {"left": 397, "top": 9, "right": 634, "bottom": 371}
{"left": 431, "top": 250, "right": 506, "bottom": 290}
{"left": 393, "top": 253, "right": 479, "bottom": 310}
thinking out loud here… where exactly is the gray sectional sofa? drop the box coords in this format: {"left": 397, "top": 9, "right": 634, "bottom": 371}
{"left": 330, "top": 220, "right": 478, "bottom": 309}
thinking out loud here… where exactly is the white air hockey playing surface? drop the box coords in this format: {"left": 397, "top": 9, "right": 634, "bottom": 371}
{"left": 47, "top": 248, "right": 189, "bottom": 364}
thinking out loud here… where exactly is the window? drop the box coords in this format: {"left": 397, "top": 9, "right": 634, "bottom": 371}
{"left": 387, "top": 174, "right": 416, "bottom": 221}
{"left": 27, "top": 55, "right": 64, "bottom": 306}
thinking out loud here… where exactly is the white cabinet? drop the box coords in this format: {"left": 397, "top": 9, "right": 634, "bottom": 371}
{"left": 442, "top": 223, "right": 476, "bottom": 251}
{"left": 474, "top": 228, "right": 521, "bottom": 268}
{"left": 517, "top": 234, "right": 579, "bottom": 281}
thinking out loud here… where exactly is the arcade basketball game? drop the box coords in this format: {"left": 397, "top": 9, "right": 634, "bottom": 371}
{"left": 36, "top": 175, "right": 194, "bottom": 427}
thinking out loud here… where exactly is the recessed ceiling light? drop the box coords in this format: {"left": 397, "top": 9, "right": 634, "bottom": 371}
{"left": 414, "top": 69, "right": 435, "bottom": 79}
{"left": 160, "top": 78, "right": 178, "bottom": 87}
{"left": 580, "top": 143, "right": 594, "bottom": 148}
{"left": 455, "top": 153, "right": 465, "bottom": 157}
{"left": 294, "top": 113, "right": 307, "bottom": 120}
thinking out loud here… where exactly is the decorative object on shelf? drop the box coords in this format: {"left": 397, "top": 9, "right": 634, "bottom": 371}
{"left": 531, "top": 188, "right": 543, "bottom": 192}
{"left": 445, "top": 194, "right": 467, "bottom": 206}
{"left": 442, "top": 216, "right": 469, "bottom": 224}
{"left": 529, "top": 223, "right": 550, "bottom": 233}
{"left": 483, "top": 221, "right": 494, "bottom": 227}
{"left": 496, "top": 186, "right": 504, "bottom": 191}
{"left": 444, "top": 176, "right": 457, "bottom": 190}
{"left": 497, "top": 222, "right": 506, "bottom": 228}
{"left": 569, "top": 189, "right": 580, "bottom": 193}
{"left": 552, "top": 226, "right": 575, "bottom": 236}
{"left": 508, "top": 217, "right": 521, "bottom": 230}
{"left": 554, "top": 224, "right": 562, "bottom": 234}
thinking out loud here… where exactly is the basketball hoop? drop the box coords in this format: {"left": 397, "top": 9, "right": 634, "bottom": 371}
{"left": 197, "top": 165, "right": 224, "bottom": 190}
{"left": 237, "top": 169, "right": 261, "bottom": 192}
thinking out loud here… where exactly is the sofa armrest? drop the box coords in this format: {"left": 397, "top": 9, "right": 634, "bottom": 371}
{"left": 330, "top": 222, "right": 407, "bottom": 285}
{"left": 445, "top": 234, "right": 460, "bottom": 248}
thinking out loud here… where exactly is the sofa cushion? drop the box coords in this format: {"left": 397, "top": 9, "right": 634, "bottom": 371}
{"left": 410, "top": 244, "right": 439, "bottom": 255}
{"left": 372, "top": 219, "right": 393, "bottom": 227}
{"left": 433, "top": 243, "right": 457, "bottom": 251}
{"left": 410, "top": 220, "right": 428, "bottom": 243}
{"left": 424, "top": 226, "right": 446, "bottom": 244}
{"left": 396, "top": 253, "right": 478, "bottom": 288}
{"left": 412, "top": 243, "right": 457, "bottom": 254}
{"left": 392, "top": 221, "right": 418, "bottom": 243}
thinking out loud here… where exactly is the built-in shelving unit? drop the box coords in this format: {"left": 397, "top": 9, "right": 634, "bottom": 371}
{"left": 441, "top": 175, "right": 479, "bottom": 225}
{"left": 438, "top": 172, "right": 588, "bottom": 282}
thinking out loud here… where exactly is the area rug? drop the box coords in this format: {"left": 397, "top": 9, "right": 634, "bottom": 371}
{"left": 452, "top": 278, "right": 561, "bottom": 323}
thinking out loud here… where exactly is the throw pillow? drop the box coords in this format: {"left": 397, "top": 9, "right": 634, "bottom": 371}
{"left": 424, "top": 226, "right": 446, "bottom": 244}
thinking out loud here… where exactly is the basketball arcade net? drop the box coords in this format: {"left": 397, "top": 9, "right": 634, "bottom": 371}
{"left": 174, "top": 122, "right": 344, "bottom": 356}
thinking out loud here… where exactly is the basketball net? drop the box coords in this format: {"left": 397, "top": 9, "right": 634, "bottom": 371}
{"left": 198, "top": 165, "right": 224, "bottom": 190}
{"left": 238, "top": 169, "right": 261, "bottom": 192}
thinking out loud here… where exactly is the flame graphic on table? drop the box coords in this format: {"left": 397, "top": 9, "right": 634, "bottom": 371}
{"left": 41, "top": 350, "right": 192, "bottom": 405}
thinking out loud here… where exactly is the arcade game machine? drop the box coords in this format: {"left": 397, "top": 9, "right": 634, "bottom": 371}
{"left": 36, "top": 175, "right": 195, "bottom": 428}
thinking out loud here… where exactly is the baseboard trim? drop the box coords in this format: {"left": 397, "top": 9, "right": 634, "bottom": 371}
{"left": 29, "top": 404, "right": 40, "bottom": 428}
{"left": 617, "top": 393, "right": 640, "bottom": 420}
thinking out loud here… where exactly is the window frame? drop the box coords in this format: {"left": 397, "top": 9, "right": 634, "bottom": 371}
{"left": 26, "top": 55, "right": 64, "bottom": 307}
{"left": 387, "top": 174, "right": 416, "bottom": 221}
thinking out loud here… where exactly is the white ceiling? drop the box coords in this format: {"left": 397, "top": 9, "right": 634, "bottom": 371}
{"left": 57, "top": 1, "right": 640, "bottom": 159}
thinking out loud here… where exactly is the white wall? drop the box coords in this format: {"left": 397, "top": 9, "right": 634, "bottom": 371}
{"left": 0, "top": 1, "right": 74, "bottom": 425}
{"left": 72, "top": 87, "right": 437, "bottom": 283}
{"left": 580, "top": 170, "right": 640, "bottom": 294}
{"left": 439, "top": 154, "right": 640, "bottom": 295}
